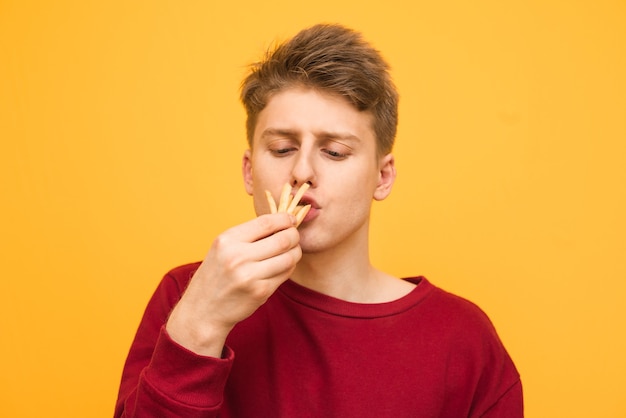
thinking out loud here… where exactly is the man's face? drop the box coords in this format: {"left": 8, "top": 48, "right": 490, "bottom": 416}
{"left": 243, "top": 87, "right": 395, "bottom": 254}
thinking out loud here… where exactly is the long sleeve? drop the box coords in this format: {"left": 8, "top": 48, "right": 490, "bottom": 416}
{"left": 478, "top": 380, "right": 524, "bottom": 418}
{"left": 115, "top": 269, "right": 522, "bottom": 417}
{"left": 114, "top": 263, "right": 234, "bottom": 418}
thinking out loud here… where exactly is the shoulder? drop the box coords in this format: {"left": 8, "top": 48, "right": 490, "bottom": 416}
{"left": 165, "top": 261, "right": 202, "bottom": 278}
{"left": 418, "top": 279, "right": 498, "bottom": 333}
{"left": 161, "top": 261, "right": 202, "bottom": 296}
{"left": 408, "top": 279, "right": 513, "bottom": 359}
{"left": 416, "top": 280, "right": 522, "bottom": 408}
{"left": 136, "top": 262, "right": 202, "bottom": 318}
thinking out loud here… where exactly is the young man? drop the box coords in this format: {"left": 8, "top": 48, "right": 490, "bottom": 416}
{"left": 115, "top": 24, "right": 523, "bottom": 417}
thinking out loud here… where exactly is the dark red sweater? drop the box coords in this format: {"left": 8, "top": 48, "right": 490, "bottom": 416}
{"left": 115, "top": 262, "right": 522, "bottom": 417}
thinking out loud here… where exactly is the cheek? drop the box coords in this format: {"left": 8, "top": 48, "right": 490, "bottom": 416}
{"left": 336, "top": 167, "right": 379, "bottom": 213}
{"left": 250, "top": 176, "right": 283, "bottom": 216}
{"left": 251, "top": 191, "right": 270, "bottom": 216}
{"left": 335, "top": 163, "right": 379, "bottom": 196}
{"left": 343, "top": 193, "right": 373, "bottom": 218}
{"left": 327, "top": 180, "right": 374, "bottom": 223}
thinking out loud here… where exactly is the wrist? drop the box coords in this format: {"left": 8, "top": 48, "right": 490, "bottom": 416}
{"left": 165, "top": 305, "right": 232, "bottom": 358}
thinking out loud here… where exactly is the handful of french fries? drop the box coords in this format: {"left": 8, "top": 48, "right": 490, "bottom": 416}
{"left": 265, "top": 183, "right": 311, "bottom": 227}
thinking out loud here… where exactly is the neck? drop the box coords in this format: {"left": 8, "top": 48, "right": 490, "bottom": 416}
{"left": 291, "top": 225, "right": 374, "bottom": 301}
{"left": 292, "top": 260, "right": 378, "bottom": 303}
{"left": 291, "top": 224, "right": 416, "bottom": 303}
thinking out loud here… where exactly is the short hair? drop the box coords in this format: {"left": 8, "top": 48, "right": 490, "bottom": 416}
{"left": 240, "top": 23, "right": 399, "bottom": 156}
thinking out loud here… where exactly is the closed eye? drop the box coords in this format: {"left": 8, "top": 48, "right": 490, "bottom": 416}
{"left": 270, "top": 147, "right": 297, "bottom": 156}
{"left": 326, "top": 150, "right": 346, "bottom": 158}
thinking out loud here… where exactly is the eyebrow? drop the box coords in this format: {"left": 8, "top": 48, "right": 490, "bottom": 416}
{"left": 260, "top": 128, "right": 361, "bottom": 142}
{"left": 318, "top": 131, "right": 361, "bottom": 143}
{"left": 259, "top": 128, "right": 299, "bottom": 140}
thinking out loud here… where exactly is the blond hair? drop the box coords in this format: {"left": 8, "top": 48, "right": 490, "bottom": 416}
{"left": 240, "top": 24, "right": 399, "bottom": 155}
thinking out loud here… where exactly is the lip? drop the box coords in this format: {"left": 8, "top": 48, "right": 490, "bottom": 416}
{"left": 302, "top": 206, "right": 319, "bottom": 223}
{"left": 296, "top": 194, "right": 319, "bottom": 210}
{"left": 296, "top": 194, "right": 319, "bottom": 223}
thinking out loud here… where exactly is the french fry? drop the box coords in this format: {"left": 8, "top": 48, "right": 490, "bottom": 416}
{"left": 265, "top": 190, "right": 277, "bottom": 214}
{"left": 294, "top": 204, "right": 311, "bottom": 226}
{"left": 264, "top": 183, "right": 311, "bottom": 226}
{"left": 286, "top": 183, "right": 310, "bottom": 215}
{"left": 277, "top": 183, "right": 292, "bottom": 213}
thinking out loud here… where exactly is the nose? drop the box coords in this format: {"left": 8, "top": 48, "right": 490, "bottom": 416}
{"left": 290, "top": 149, "right": 316, "bottom": 188}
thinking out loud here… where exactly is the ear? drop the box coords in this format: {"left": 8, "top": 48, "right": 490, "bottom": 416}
{"left": 242, "top": 149, "right": 254, "bottom": 195}
{"left": 373, "top": 153, "right": 396, "bottom": 201}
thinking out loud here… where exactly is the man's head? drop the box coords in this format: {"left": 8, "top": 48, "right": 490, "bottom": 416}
{"left": 240, "top": 23, "right": 399, "bottom": 157}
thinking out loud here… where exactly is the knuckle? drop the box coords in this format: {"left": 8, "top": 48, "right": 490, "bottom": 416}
{"left": 211, "top": 233, "right": 230, "bottom": 252}
{"left": 256, "top": 215, "right": 274, "bottom": 233}
{"left": 228, "top": 268, "right": 253, "bottom": 293}
{"left": 280, "top": 248, "right": 300, "bottom": 272}
{"left": 249, "top": 283, "right": 271, "bottom": 301}
{"left": 292, "top": 245, "right": 302, "bottom": 263}
{"left": 287, "top": 247, "right": 302, "bottom": 268}
{"left": 223, "top": 253, "right": 243, "bottom": 273}
{"left": 274, "top": 232, "right": 293, "bottom": 252}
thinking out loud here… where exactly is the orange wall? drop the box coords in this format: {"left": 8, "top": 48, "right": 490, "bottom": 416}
{"left": 1, "top": 1, "right": 625, "bottom": 416}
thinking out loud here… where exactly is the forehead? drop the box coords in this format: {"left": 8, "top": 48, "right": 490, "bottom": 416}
{"left": 252, "top": 88, "right": 375, "bottom": 146}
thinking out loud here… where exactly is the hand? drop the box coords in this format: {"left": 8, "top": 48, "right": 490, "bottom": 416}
{"left": 166, "top": 212, "right": 301, "bottom": 357}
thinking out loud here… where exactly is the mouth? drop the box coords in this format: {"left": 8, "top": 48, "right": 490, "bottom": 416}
{"left": 262, "top": 183, "right": 317, "bottom": 226}
{"left": 295, "top": 195, "right": 319, "bottom": 210}
{"left": 294, "top": 195, "right": 319, "bottom": 223}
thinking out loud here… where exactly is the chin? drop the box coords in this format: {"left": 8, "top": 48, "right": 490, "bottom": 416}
{"left": 298, "top": 229, "right": 351, "bottom": 255}
{"left": 298, "top": 234, "right": 330, "bottom": 255}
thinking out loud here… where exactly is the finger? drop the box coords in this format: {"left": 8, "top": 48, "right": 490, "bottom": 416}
{"left": 240, "top": 244, "right": 302, "bottom": 283}
{"left": 225, "top": 212, "right": 295, "bottom": 243}
{"left": 243, "top": 226, "right": 300, "bottom": 262}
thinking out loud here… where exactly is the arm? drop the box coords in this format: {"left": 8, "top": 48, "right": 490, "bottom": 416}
{"left": 465, "top": 308, "right": 524, "bottom": 418}
{"left": 115, "top": 213, "right": 301, "bottom": 417}
{"left": 479, "top": 380, "right": 523, "bottom": 418}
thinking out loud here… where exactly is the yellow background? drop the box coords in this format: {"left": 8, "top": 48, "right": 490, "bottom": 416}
{"left": 1, "top": 0, "right": 625, "bottom": 416}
